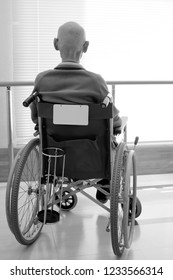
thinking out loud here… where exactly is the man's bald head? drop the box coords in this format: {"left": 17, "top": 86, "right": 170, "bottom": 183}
{"left": 54, "top": 22, "right": 89, "bottom": 62}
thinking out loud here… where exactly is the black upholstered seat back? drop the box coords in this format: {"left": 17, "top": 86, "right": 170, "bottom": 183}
{"left": 37, "top": 93, "right": 113, "bottom": 180}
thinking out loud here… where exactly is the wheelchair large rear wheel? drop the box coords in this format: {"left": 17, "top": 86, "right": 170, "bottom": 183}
{"left": 6, "top": 146, "right": 25, "bottom": 233}
{"left": 10, "top": 138, "right": 44, "bottom": 245}
{"left": 110, "top": 142, "right": 126, "bottom": 256}
{"left": 123, "top": 149, "right": 137, "bottom": 248}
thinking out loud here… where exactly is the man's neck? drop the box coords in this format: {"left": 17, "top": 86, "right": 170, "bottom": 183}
{"left": 62, "top": 59, "right": 80, "bottom": 63}
{"left": 57, "top": 61, "right": 83, "bottom": 68}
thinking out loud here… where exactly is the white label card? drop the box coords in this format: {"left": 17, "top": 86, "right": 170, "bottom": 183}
{"left": 53, "top": 104, "right": 89, "bottom": 125}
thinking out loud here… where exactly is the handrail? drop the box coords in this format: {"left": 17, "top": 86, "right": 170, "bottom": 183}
{"left": 0, "top": 81, "right": 34, "bottom": 87}
{"left": 1, "top": 80, "right": 173, "bottom": 87}
{"left": 107, "top": 81, "right": 173, "bottom": 85}
{"left": 0, "top": 80, "right": 173, "bottom": 169}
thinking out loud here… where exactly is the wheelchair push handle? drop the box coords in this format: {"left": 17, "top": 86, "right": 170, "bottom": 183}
{"left": 134, "top": 136, "right": 139, "bottom": 146}
{"left": 133, "top": 136, "right": 139, "bottom": 150}
{"left": 23, "top": 92, "right": 38, "bottom": 107}
{"left": 101, "top": 94, "right": 112, "bottom": 108}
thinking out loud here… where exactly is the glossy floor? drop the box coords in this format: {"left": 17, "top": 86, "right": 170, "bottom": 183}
{"left": 0, "top": 174, "right": 173, "bottom": 260}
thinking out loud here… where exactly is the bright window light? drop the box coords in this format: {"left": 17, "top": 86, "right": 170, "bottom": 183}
{"left": 12, "top": 0, "right": 173, "bottom": 144}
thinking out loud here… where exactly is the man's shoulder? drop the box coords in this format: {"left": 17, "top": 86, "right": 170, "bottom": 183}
{"left": 85, "top": 69, "right": 103, "bottom": 78}
{"left": 84, "top": 69, "right": 107, "bottom": 85}
{"left": 35, "top": 69, "right": 54, "bottom": 82}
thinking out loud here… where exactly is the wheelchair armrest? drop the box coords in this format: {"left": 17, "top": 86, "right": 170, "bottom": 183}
{"left": 121, "top": 116, "right": 128, "bottom": 131}
{"left": 33, "top": 124, "right": 39, "bottom": 137}
{"left": 114, "top": 116, "right": 128, "bottom": 135}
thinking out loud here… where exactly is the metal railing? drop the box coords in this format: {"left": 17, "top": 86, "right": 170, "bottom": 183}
{"left": 0, "top": 80, "right": 173, "bottom": 169}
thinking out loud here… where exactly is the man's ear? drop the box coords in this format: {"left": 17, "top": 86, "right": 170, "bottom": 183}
{"left": 53, "top": 38, "right": 59, "bottom": 51}
{"left": 83, "top": 41, "right": 89, "bottom": 53}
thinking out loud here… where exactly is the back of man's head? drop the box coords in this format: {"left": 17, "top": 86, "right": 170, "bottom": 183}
{"left": 54, "top": 21, "right": 89, "bottom": 62}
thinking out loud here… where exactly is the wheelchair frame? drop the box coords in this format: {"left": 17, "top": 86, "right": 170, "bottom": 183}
{"left": 6, "top": 93, "right": 141, "bottom": 257}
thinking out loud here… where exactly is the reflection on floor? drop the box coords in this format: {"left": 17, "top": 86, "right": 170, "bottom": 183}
{"left": 0, "top": 174, "right": 173, "bottom": 260}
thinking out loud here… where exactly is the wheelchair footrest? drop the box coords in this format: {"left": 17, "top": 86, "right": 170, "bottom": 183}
{"left": 37, "top": 210, "right": 60, "bottom": 223}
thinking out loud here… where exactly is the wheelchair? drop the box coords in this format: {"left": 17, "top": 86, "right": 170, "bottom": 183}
{"left": 6, "top": 91, "right": 142, "bottom": 257}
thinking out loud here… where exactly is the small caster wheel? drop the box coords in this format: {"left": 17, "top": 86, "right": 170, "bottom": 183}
{"left": 129, "top": 196, "right": 142, "bottom": 218}
{"left": 55, "top": 189, "right": 78, "bottom": 211}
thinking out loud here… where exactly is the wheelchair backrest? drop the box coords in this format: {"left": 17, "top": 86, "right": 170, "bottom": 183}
{"left": 37, "top": 92, "right": 113, "bottom": 180}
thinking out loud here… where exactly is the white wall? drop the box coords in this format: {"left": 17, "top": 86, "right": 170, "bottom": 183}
{"left": 0, "top": 0, "right": 13, "bottom": 148}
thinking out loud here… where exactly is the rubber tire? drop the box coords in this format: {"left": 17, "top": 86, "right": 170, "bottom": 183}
{"left": 110, "top": 142, "right": 126, "bottom": 256}
{"left": 123, "top": 150, "right": 137, "bottom": 249}
{"left": 6, "top": 146, "right": 25, "bottom": 233}
{"left": 10, "top": 138, "right": 44, "bottom": 245}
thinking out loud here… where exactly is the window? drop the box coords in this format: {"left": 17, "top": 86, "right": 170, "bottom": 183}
{"left": 12, "top": 0, "right": 173, "bottom": 145}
